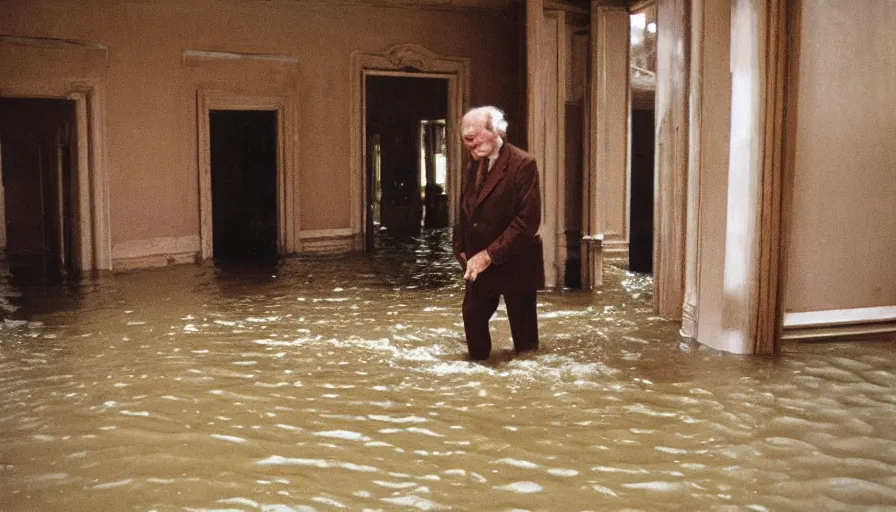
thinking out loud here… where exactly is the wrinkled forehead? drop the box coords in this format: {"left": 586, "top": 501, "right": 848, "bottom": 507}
{"left": 461, "top": 118, "right": 488, "bottom": 138}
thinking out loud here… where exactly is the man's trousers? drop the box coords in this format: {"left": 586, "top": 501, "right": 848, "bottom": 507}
{"left": 462, "top": 285, "right": 539, "bottom": 360}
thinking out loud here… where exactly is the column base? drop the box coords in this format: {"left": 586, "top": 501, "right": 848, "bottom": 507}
{"left": 581, "top": 234, "right": 604, "bottom": 289}
{"left": 680, "top": 302, "right": 697, "bottom": 338}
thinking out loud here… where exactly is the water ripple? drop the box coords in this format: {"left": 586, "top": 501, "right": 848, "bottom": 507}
{"left": 0, "top": 229, "right": 893, "bottom": 510}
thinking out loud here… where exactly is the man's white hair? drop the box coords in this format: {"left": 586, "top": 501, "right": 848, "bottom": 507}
{"left": 464, "top": 106, "right": 508, "bottom": 137}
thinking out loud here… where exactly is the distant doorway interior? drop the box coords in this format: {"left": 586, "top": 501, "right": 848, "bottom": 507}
{"left": 364, "top": 75, "right": 449, "bottom": 252}
{"left": 0, "top": 98, "right": 77, "bottom": 280}
{"left": 197, "top": 92, "right": 294, "bottom": 262}
{"left": 209, "top": 110, "right": 278, "bottom": 262}
{"left": 628, "top": 5, "right": 657, "bottom": 274}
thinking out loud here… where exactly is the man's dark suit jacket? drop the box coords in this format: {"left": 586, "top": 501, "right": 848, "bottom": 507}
{"left": 452, "top": 142, "right": 545, "bottom": 293}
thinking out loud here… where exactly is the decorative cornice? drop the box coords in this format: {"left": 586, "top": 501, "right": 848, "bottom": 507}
{"left": 0, "top": 34, "right": 109, "bottom": 64}
{"left": 0, "top": 34, "right": 107, "bottom": 51}
{"left": 183, "top": 49, "right": 299, "bottom": 66}
{"left": 383, "top": 44, "right": 440, "bottom": 72}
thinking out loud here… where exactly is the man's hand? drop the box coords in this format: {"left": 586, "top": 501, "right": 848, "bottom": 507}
{"left": 463, "top": 250, "right": 492, "bottom": 282}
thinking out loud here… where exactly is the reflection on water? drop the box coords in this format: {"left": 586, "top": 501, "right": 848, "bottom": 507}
{"left": 1, "top": 229, "right": 895, "bottom": 511}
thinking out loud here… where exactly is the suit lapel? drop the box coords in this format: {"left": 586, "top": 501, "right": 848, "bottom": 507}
{"left": 473, "top": 144, "right": 509, "bottom": 211}
{"left": 462, "top": 159, "right": 478, "bottom": 218}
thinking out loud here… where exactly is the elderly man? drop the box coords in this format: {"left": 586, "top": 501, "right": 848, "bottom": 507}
{"left": 452, "top": 106, "right": 545, "bottom": 361}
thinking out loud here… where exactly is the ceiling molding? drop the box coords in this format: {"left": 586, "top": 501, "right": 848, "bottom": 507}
{"left": 544, "top": 0, "right": 589, "bottom": 14}
{"left": 124, "top": 0, "right": 519, "bottom": 13}
{"left": 285, "top": 0, "right": 517, "bottom": 13}
{"left": 629, "top": 0, "right": 656, "bottom": 12}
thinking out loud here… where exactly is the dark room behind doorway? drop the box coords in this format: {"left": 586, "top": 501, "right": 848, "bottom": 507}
{"left": 365, "top": 75, "right": 449, "bottom": 252}
{"left": 0, "top": 97, "right": 77, "bottom": 281}
{"left": 209, "top": 109, "right": 278, "bottom": 263}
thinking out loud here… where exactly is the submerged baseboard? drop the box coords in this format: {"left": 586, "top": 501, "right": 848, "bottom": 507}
{"left": 297, "top": 229, "right": 359, "bottom": 254}
{"left": 599, "top": 237, "right": 629, "bottom": 253}
{"left": 598, "top": 238, "right": 629, "bottom": 266}
{"left": 110, "top": 230, "right": 363, "bottom": 270}
{"left": 782, "top": 306, "right": 896, "bottom": 341}
{"left": 112, "top": 236, "right": 199, "bottom": 271}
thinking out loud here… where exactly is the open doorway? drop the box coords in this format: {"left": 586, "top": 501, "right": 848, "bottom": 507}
{"left": 364, "top": 75, "right": 449, "bottom": 252}
{"left": 0, "top": 98, "right": 77, "bottom": 281}
{"left": 209, "top": 110, "right": 278, "bottom": 263}
{"left": 628, "top": 5, "right": 657, "bottom": 274}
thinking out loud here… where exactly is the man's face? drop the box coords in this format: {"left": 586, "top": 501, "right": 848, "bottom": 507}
{"left": 462, "top": 120, "right": 499, "bottom": 160}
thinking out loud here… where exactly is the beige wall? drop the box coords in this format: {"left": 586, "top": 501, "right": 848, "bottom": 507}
{"left": 652, "top": 0, "right": 689, "bottom": 317}
{"left": 599, "top": 9, "right": 630, "bottom": 251}
{"left": 694, "top": 0, "right": 731, "bottom": 345}
{"left": 585, "top": 5, "right": 629, "bottom": 253}
{"left": 541, "top": 11, "right": 563, "bottom": 287}
{"left": 0, "top": 0, "right": 521, "bottom": 258}
{"left": 783, "top": 0, "right": 896, "bottom": 312}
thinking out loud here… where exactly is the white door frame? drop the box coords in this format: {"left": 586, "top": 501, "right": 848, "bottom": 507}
{"left": 0, "top": 84, "right": 112, "bottom": 272}
{"left": 350, "top": 44, "right": 470, "bottom": 250}
{"left": 196, "top": 90, "right": 296, "bottom": 260}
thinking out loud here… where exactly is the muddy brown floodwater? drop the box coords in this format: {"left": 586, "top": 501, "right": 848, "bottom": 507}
{"left": 1, "top": 230, "right": 895, "bottom": 511}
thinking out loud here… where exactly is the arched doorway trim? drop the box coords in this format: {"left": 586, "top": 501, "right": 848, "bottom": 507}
{"left": 350, "top": 44, "right": 470, "bottom": 250}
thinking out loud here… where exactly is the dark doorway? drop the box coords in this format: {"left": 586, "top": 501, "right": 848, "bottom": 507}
{"left": 629, "top": 6, "right": 657, "bottom": 274}
{"left": 209, "top": 110, "right": 278, "bottom": 263}
{"left": 564, "top": 101, "right": 585, "bottom": 288}
{"left": 629, "top": 109, "right": 655, "bottom": 273}
{"left": 0, "top": 98, "right": 77, "bottom": 281}
{"left": 365, "top": 75, "right": 449, "bottom": 252}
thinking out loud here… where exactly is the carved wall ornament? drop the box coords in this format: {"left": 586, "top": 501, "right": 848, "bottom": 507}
{"left": 384, "top": 44, "right": 439, "bottom": 72}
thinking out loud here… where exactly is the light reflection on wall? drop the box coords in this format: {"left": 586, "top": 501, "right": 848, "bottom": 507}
{"left": 419, "top": 119, "right": 447, "bottom": 189}
{"left": 630, "top": 5, "right": 657, "bottom": 109}
{"left": 630, "top": 6, "right": 657, "bottom": 87}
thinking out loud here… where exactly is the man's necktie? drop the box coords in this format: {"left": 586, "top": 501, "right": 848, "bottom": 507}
{"left": 475, "top": 158, "right": 487, "bottom": 191}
